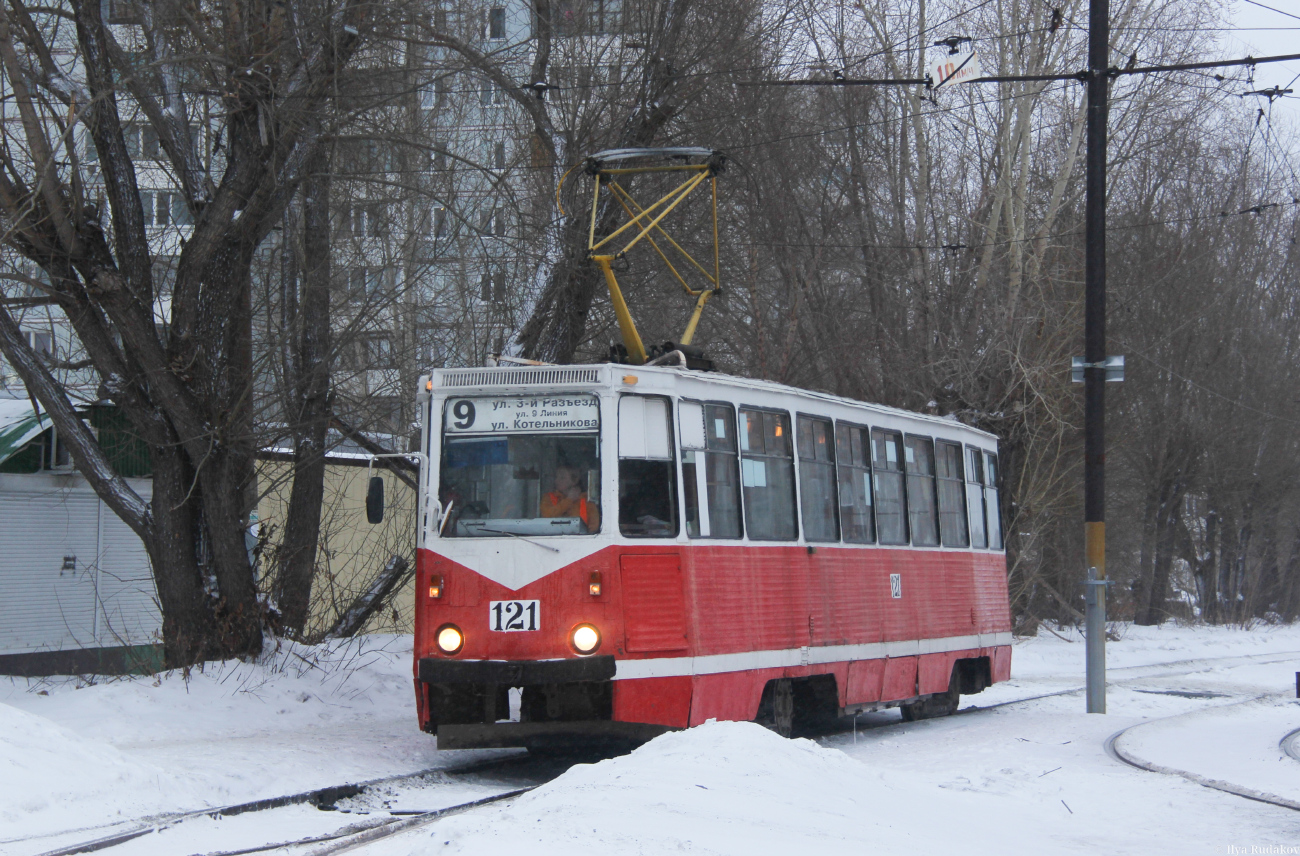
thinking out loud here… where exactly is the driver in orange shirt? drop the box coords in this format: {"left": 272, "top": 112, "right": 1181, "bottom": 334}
{"left": 540, "top": 464, "right": 600, "bottom": 531}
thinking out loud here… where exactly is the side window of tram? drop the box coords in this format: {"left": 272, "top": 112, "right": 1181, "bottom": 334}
{"left": 904, "top": 436, "right": 939, "bottom": 547}
{"left": 679, "top": 401, "right": 743, "bottom": 538}
{"left": 835, "top": 422, "right": 875, "bottom": 543}
{"left": 871, "top": 429, "right": 907, "bottom": 545}
{"left": 935, "top": 440, "right": 969, "bottom": 547}
{"left": 617, "top": 396, "right": 678, "bottom": 538}
{"left": 966, "top": 447, "right": 988, "bottom": 549}
{"left": 739, "top": 408, "right": 797, "bottom": 541}
{"left": 797, "top": 416, "right": 838, "bottom": 542}
{"left": 985, "top": 453, "right": 1003, "bottom": 549}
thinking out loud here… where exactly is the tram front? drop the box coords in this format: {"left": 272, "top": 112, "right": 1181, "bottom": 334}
{"left": 409, "top": 370, "right": 670, "bottom": 751}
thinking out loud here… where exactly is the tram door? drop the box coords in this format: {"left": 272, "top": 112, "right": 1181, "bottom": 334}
{"left": 617, "top": 396, "right": 687, "bottom": 653}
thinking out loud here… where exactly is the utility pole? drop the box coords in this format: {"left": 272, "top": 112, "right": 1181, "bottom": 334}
{"left": 1083, "top": 0, "right": 1109, "bottom": 714}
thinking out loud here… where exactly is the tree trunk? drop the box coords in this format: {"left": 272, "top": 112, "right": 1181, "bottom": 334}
{"left": 275, "top": 162, "right": 333, "bottom": 636}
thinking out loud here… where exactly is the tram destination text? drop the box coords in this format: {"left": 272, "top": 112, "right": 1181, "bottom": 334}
{"left": 444, "top": 395, "right": 600, "bottom": 434}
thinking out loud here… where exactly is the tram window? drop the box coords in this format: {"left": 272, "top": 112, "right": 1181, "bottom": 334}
{"left": 871, "top": 429, "right": 907, "bottom": 545}
{"left": 797, "top": 416, "right": 839, "bottom": 542}
{"left": 986, "top": 453, "right": 1003, "bottom": 549}
{"left": 834, "top": 422, "right": 874, "bottom": 543}
{"left": 738, "top": 408, "right": 797, "bottom": 541}
{"left": 935, "top": 441, "right": 969, "bottom": 547}
{"left": 680, "top": 402, "right": 742, "bottom": 539}
{"left": 966, "top": 447, "right": 988, "bottom": 549}
{"left": 618, "top": 396, "right": 678, "bottom": 538}
{"left": 440, "top": 434, "right": 601, "bottom": 535}
{"left": 904, "top": 436, "right": 939, "bottom": 547}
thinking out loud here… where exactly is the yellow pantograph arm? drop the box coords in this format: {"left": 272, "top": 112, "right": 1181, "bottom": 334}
{"left": 607, "top": 181, "right": 717, "bottom": 292}
{"left": 593, "top": 255, "right": 648, "bottom": 365}
{"left": 590, "top": 170, "right": 709, "bottom": 254}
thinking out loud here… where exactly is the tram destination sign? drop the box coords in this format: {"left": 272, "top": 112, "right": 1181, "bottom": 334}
{"left": 444, "top": 395, "right": 600, "bottom": 434}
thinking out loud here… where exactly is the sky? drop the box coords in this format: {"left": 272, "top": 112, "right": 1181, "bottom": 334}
{"left": 1225, "top": 1, "right": 1300, "bottom": 126}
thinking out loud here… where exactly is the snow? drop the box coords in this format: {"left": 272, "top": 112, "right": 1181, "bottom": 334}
{"left": 0, "top": 636, "right": 508, "bottom": 845}
{"left": 3, "top": 623, "right": 1300, "bottom": 854}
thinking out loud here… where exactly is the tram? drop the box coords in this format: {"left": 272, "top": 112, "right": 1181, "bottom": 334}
{"left": 400, "top": 363, "right": 1011, "bottom": 749}
{"left": 383, "top": 148, "right": 1010, "bottom": 750}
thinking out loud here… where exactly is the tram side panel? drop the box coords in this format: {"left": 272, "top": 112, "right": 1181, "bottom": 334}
{"left": 675, "top": 543, "right": 1011, "bottom": 724}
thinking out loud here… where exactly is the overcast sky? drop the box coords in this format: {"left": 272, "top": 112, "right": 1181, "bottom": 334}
{"left": 1224, "top": 1, "right": 1300, "bottom": 128}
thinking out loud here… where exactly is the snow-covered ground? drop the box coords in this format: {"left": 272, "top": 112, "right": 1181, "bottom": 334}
{"left": 3, "top": 623, "right": 1299, "bottom": 854}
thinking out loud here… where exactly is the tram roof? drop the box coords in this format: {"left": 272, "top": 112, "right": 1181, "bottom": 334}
{"left": 429, "top": 364, "right": 998, "bottom": 443}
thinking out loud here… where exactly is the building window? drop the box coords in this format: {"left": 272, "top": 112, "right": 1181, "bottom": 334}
{"left": 488, "top": 140, "right": 506, "bottom": 171}
{"left": 797, "top": 415, "right": 838, "bottom": 542}
{"left": 738, "top": 408, "right": 797, "bottom": 541}
{"left": 123, "top": 123, "right": 161, "bottom": 159}
{"left": 434, "top": 206, "right": 450, "bottom": 238}
{"left": 24, "top": 329, "right": 53, "bottom": 357}
{"left": 935, "top": 440, "right": 969, "bottom": 547}
{"left": 107, "top": 0, "right": 141, "bottom": 23}
{"left": 552, "top": 0, "right": 620, "bottom": 35}
{"left": 415, "top": 323, "right": 446, "bottom": 365}
{"left": 479, "top": 77, "right": 506, "bottom": 106}
{"left": 347, "top": 204, "right": 388, "bottom": 238}
{"left": 349, "top": 334, "right": 393, "bottom": 369}
{"left": 480, "top": 208, "right": 503, "bottom": 238}
{"left": 479, "top": 270, "right": 505, "bottom": 302}
{"left": 488, "top": 6, "right": 506, "bottom": 39}
{"left": 347, "top": 267, "right": 393, "bottom": 302}
{"left": 871, "top": 429, "right": 907, "bottom": 545}
{"left": 139, "top": 191, "right": 191, "bottom": 227}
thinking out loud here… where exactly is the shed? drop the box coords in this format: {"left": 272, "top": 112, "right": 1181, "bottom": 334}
{"left": 0, "top": 399, "right": 161, "bottom": 676}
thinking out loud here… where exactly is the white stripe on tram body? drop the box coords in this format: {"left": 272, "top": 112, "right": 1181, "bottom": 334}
{"left": 610, "top": 632, "right": 1013, "bottom": 680}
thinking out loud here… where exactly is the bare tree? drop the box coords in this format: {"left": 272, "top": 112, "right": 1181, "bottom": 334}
{"left": 0, "top": 0, "right": 373, "bottom": 665}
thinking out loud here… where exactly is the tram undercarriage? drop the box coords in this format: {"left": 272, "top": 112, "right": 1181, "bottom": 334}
{"left": 419, "top": 655, "right": 993, "bottom": 750}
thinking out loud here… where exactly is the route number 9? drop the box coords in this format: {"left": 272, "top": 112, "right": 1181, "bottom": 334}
{"left": 452, "top": 400, "right": 476, "bottom": 429}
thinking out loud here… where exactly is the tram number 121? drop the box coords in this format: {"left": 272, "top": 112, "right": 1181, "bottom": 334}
{"left": 489, "top": 600, "right": 540, "bottom": 632}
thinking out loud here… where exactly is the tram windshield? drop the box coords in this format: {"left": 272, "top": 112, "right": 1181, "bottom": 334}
{"left": 438, "top": 395, "right": 601, "bottom": 536}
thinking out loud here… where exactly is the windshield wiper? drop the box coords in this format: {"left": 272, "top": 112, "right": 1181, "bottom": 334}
{"left": 468, "top": 525, "right": 561, "bottom": 553}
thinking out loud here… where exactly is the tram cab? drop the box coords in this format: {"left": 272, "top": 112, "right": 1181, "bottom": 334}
{"left": 406, "top": 363, "right": 1012, "bottom": 751}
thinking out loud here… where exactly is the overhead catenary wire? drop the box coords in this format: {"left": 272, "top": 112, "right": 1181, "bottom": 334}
{"left": 740, "top": 50, "right": 1300, "bottom": 88}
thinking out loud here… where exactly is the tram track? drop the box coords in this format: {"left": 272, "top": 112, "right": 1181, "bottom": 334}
{"left": 1103, "top": 693, "right": 1300, "bottom": 814}
{"left": 1280, "top": 725, "right": 1300, "bottom": 764}
{"left": 17, "top": 647, "right": 1300, "bottom": 855}
{"left": 19, "top": 752, "right": 568, "bottom": 856}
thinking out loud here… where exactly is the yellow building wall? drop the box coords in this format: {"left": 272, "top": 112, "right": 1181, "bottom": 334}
{"left": 257, "top": 461, "right": 417, "bottom": 639}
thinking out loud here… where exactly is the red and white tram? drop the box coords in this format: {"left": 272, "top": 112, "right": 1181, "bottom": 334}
{"left": 406, "top": 363, "right": 1011, "bottom": 750}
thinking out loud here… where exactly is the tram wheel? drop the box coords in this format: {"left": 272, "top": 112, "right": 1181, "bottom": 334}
{"left": 772, "top": 679, "right": 795, "bottom": 737}
{"left": 756, "top": 678, "right": 796, "bottom": 737}
{"left": 900, "top": 684, "right": 960, "bottom": 721}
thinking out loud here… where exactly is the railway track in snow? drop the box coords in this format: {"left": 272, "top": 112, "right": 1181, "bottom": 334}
{"left": 16, "top": 648, "right": 1300, "bottom": 855}
{"left": 14, "top": 753, "right": 570, "bottom": 856}
{"left": 1282, "top": 725, "right": 1300, "bottom": 764}
{"left": 1104, "top": 694, "right": 1300, "bottom": 814}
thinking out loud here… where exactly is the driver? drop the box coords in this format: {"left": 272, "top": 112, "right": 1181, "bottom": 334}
{"left": 540, "top": 464, "right": 600, "bottom": 531}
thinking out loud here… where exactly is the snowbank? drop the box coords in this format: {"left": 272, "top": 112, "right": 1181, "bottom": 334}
{"left": 0, "top": 701, "right": 199, "bottom": 838}
{"left": 0, "top": 636, "right": 501, "bottom": 842}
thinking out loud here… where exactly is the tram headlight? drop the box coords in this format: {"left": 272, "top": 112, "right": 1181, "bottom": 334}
{"left": 436, "top": 624, "right": 464, "bottom": 655}
{"left": 571, "top": 624, "right": 601, "bottom": 655}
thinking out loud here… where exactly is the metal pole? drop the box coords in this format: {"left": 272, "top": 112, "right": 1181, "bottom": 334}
{"left": 1084, "top": 0, "right": 1109, "bottom": 714}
